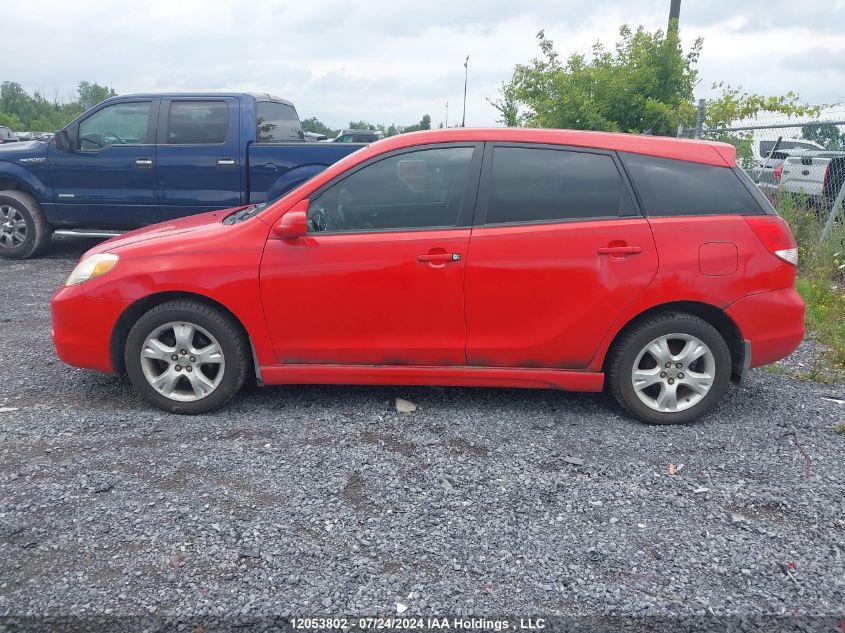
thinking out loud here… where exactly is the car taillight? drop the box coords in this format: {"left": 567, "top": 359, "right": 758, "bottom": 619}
{"left": 773, "top": 164, "right": 783, "bottom": 182}
{"left": 745, "top": 216, "right": 798, "bottom": 266}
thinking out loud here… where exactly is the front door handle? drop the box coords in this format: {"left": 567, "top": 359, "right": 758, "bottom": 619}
{"left": 135, "top": 158, "right": 153, "bottom": 169}
{"left": 418, "top": 252, "right": 461, "bottom": 263}
{"left": 597, "top": 245, "right": 642, "bottom": 256}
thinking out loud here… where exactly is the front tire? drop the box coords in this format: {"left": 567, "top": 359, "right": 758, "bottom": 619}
{"left": 124, "top": 300, "right": 250, "bottom": 414}
{"left": 607, "top": 312, "right": 731, "bottom": 425}
{"left": 0, "top": 190, "right": 51, "bottom": 260}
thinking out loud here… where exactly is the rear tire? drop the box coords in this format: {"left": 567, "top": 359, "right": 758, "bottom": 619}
{"left": 124, "top": 300, "right": 250, "bottom": 414}
{"left": 607, "top": 312, "right": 731, "bottom": 425}
{"left": 0, "top": 190, "right": 51, "bottom": 260}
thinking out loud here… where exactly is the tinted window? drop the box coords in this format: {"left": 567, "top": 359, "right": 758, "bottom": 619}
{"left": 79, "top": 101, "right": 151, "bottom": 150}
{"left": 486, "top": 147, "right": 624, "bottom": 224}
{"left": 308, "top": 146, "right": 474, "bottom": 233}
{"left": 167, "top": 101, "right": 227, "bottom": 144}
{"left": 620, "top": 153, "right": 763, "bottom": 217}
{"left": 256, "top": 101, "right": 303, "bottom": 142}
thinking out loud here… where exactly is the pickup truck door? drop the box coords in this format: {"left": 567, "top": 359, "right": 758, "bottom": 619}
{"left": 47, "top": 99, "right": 160, "bottom": 228}
{"left": 155, "top": 97, "right": 243, "bottom": 220}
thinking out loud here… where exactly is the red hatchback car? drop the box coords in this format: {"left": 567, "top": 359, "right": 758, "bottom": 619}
{"left": 51, "top": 128, "right": 804, "bottom": 424}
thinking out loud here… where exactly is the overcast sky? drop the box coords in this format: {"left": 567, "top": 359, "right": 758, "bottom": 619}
{"left": 2, "top": 0, "right": 844, "bottom": 129}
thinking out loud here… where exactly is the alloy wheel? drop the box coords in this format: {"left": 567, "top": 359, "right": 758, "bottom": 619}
{"left": 139, "top": 321, "right": 225, "bottom": 402}
{"left": 0, "top": 205, "right": 27, "bottom": 249}
{"left": 631, "top": 333, "right": 716, "bottom": 413}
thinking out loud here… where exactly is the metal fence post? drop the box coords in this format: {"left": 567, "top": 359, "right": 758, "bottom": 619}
{"left": 821, "top": 183, "right": 845, "bottom": 239}
{"left": 694, "top": 99, "right": 706, "bottom": 139}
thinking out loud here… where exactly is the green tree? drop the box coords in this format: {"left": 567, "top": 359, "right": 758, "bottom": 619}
{"left": 802, "top": 122, "right": 844, "bottom": 150}
{"left": 499, "top": 25, "right": 702, "bottom": 136}
{"left": 704, "top": 84, "right": 821, "bottom": 169}
{"left": 77, "top": 81, "right": 116, "bottom": 111}
{"left": 487, "top": 82, "right": 520, "bottom": 126}
{"left": 403, "top": 114, "right": 432, "bottom": 133}
{"left": 301, "top": 116, "right": 340, "bottom": 138}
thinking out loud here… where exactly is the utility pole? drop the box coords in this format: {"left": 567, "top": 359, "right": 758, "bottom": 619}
{"left": 461, "top": 55, "right": 469, "bottom": 128}
{"left": 694, "top": 98, "right": 706, "bottom": 139}
{"left": 445, "top": 101, "right": 449, "bottom": 128}
{"left": 668, "top": 0, "right": 681, "bottom": 32}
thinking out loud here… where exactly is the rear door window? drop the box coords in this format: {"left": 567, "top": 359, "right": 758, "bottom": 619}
{"left": 484, "top": 146, "right": 627, "bottom": 224}
{"left": 619, "top": 152, "right": 764, "bottom": 216}
{"left": 166, "top": 101, "right": 228, "bottom": 144}
{"left": 256, "top": 101, "right": 303, "bottom": 142}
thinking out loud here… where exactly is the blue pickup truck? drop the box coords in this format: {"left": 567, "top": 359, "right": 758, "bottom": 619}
{"left": 0, "top": 93, "right": 363, "bottom": 259}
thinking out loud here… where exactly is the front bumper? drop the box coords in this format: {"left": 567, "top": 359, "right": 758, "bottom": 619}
{"left": 51, "top": 284, "right": 130, "bottom": 373}
{"left": 725, "top": 287, "right": 805, "bottom": 368}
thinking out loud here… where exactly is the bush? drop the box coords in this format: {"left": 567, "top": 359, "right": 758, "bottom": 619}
{"left": 779, "top": 195, "right": 845, "bottom": 372}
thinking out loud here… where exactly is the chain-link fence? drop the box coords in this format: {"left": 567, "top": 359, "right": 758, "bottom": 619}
{"left": 682, "top": 107, "right": 845, "bottom": 232}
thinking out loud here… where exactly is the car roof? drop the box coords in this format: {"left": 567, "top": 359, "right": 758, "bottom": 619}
{"left": 367, "top": 128, "right": 737, "bottom": 166}
{"left": 98, "top": 93, "right": 295, "bottom": 107}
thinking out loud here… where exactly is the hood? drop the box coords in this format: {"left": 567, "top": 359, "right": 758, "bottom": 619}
{"left": 84, "top": 207, "right": 247, "bottom": 256}
{"left": 0, "top": 140, "right": 49, "bottom": 163}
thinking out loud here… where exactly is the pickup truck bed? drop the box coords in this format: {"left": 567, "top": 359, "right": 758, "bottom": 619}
{"left": 779, "top": 150, "right": 845, "bottom": 209}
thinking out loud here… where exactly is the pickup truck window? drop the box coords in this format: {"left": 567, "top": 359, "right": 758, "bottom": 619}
{"left": 256, "top": 102, "right": 303, "bottom": 142}
{"left": 79, "top": 102, "right": 152, "bottom": 150}
{"left": 166, "top": 101, "right": 228, "bottom": 145}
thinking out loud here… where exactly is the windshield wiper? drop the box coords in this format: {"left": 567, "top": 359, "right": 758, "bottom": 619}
{"left": 223, "top": 203, "right": 269, "bottom": 225}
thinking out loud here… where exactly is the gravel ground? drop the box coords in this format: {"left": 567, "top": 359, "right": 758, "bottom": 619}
{"left": 0, "top": 237, "right": 844, "bottom": 629}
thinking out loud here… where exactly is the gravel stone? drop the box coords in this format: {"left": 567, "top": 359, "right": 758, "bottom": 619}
{"left": 0, "top": 236, "right": 843, "bottom": 621}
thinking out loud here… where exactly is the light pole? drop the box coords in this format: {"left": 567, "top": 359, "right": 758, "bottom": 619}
{"left": 445, "top": 101, "right": 449, "bottom": 128}
{"left": 461, "top": 55, "right": 469, "bottom": 128}
{"left": 668, "top": 0, "right": 681, "bottom": 32}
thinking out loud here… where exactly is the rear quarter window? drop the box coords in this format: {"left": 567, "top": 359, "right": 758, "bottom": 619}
{"left": 620, "top": 152, "right": 765, "bottom": 217}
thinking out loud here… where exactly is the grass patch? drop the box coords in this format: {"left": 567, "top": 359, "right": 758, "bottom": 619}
{"left": 779, "top": 195, "right": 845, "bottom": 374}
{"left": 836, "top": 423, "right": 845, "bottom": 435}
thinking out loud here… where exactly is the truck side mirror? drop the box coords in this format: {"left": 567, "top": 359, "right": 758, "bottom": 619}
{"left": 273, "top": 199, "right": 310, "bottom": 239}
{"left": 54, "top": 129, "right": 72, "bottom": 152}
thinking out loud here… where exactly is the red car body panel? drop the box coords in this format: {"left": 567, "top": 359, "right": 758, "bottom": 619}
{"left": 50, "top": 128, "right": 803, "bottom": 396}
{"left": 51, "top": 284, "right": 129, "bottom": 373}
{"left": 465, "top": 219, "right": 658, "bottom": 368}
{"left": 260, "top": 229, "right": 471, "bottom": 365}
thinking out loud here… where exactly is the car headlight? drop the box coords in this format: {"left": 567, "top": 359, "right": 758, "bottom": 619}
{"left": 65, "top": 253, "right": 119, "bottom": 286}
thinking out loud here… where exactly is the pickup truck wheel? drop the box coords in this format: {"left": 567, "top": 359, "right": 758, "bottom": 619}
{"left": 124, "top": 300, "right": 250, "bottom": 414}
{"left": 607, "top": 312, "right": 731, "bottom": 425}
{"left": 0, "top": 190, "right": 51, "bottom": 260}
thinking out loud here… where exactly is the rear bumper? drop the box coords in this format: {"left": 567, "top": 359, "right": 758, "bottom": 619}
{"left": 51, "top": 284, "right": 130, "bottom": 373}
{"left": 726, "top": 287, "right": 805, "bottom": 368}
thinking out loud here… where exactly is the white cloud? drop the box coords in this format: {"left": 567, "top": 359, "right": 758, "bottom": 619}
{"left": 1, "top": 0, "right": 843, "bottom": 128}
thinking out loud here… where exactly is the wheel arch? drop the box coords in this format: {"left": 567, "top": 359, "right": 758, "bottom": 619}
{"left": 110, "top": 291, "right": 261, "bottom": 384}
{"left": 601, "top": 300, "right": 747, "bottom": 383}
{"left": 0, "top": 163, "right": 49, "bottom": 201}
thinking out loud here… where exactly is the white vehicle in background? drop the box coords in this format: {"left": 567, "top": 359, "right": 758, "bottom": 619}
{"left": 779, "top": 150, "right": 845, "bottom": 210}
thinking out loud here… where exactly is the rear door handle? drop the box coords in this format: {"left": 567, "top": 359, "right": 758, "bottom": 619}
{"left": 418, "top": 252, "right": 461, "bottom": 263}
{"left": 217, "top": 158, "right": 237, "bottom": 168}
{"left": 597, "top": 245, "right": 642, "bottom": 256}
{"left": 135, "top": 158, "right": 153, "bottom": 169}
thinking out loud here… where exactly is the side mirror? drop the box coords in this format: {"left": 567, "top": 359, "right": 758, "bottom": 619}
{"left": 54, "top": 129, "right": 72, "bottom": 152}
{"left": 273, "top": 199, "right": 309, "bottom": 239}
